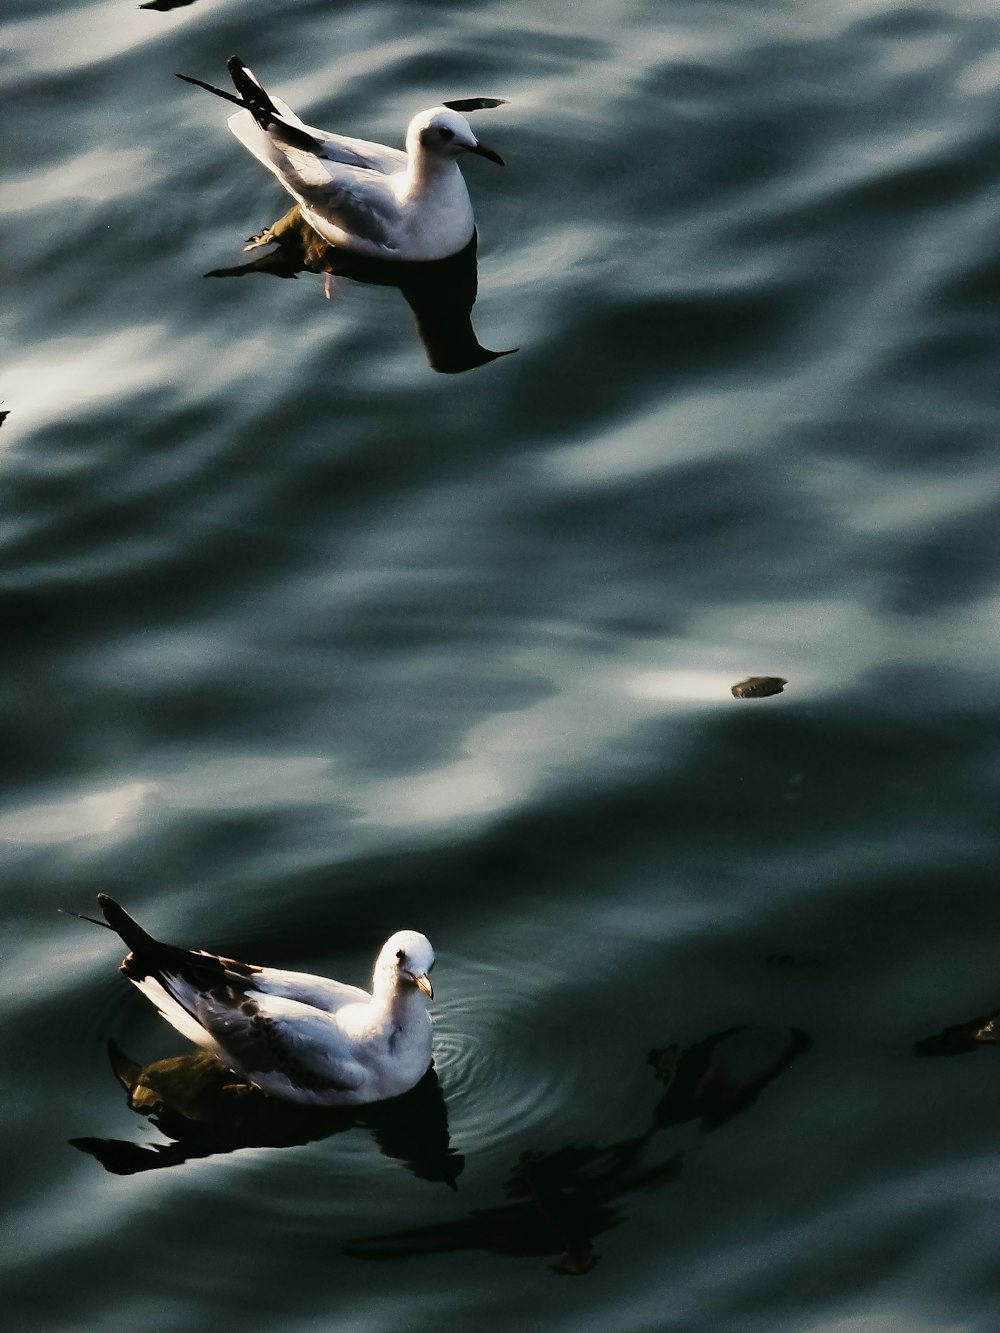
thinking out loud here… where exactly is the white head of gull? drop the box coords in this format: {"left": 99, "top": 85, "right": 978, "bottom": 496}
{"left": 176, "top": 56, "right": 506, "bottom": 262}
{"left": 91, "top": 894, "right": 436, "bottom": 1106}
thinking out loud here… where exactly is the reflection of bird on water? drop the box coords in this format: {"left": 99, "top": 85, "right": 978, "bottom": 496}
{"left": 70, "top": 1041, "right": 462, "bottom": 1187}
{"left": 206, "top": 205, "right": 515, "bottom": 373}
{"left": 345, "top": 1025, "right": 811, "bottom": 1276}
{"left": 177, "top": 57, "right": 505, "bottom": 261}
{"left": 75, "top": 894, "right": 437, "bottom": 1106}
{"left": 649, "top": 1025, "right": 813, "bottom": 1131}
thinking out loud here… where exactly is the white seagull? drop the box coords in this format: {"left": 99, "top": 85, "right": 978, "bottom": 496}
{"left": 177, "top": 56, "right": 505, "bottom": 262}
{"left": 88, "top": 894, "right": 436, "bottom": 1107}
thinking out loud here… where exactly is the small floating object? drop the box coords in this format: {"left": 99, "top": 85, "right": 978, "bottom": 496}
{"left": 913, "top": 1009, "right": 999, "bottom": 1057}
{"left": 731, "top": 676, "right": 787, "bottom": 699}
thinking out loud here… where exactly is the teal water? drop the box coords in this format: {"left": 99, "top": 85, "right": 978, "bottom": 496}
{"left": 4, "top": 1, "right": 1000, "bottom": 1329}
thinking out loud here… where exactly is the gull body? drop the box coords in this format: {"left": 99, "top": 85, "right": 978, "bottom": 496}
{"left": 178, "top": 57, "right": 505, "bottom": 262}
{"left": 92, "top": 894, "right": 436, "bottom": 1107}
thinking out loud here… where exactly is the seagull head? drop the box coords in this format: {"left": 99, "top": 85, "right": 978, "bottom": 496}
{"left": 408, "top": 107, "right": 504, "bottom": 166}
{"left": 377, "top": 929, "right": 436, "bottom": 1000}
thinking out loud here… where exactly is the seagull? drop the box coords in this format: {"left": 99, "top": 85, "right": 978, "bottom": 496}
{"left": 84, "top": 894, "right": 436, "bottom": 1107}
{"left": 176, "top": 56, "right": 506, "bottom": 262}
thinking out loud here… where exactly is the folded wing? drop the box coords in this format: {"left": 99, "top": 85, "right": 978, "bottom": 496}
{"left": 227, "top": 109, "right": 400, "bottom": 248}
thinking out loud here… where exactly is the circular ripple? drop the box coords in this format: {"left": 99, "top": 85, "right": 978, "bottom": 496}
{"left": 430, "top": 946, "right": 605, "bottom": 1164}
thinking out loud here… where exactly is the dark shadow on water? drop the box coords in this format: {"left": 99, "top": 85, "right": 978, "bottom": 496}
{"left": 345, "top": 1025, "right": 812, "bottom": 1275}
{"left": 649, "top": 1024, "right": 813, "bottom": 1131}
{"left": 205, "top": 206, "right": 516, "bottom": 374}
{"left": 70, "top": 1041, "right": 462, "bottom": 1187}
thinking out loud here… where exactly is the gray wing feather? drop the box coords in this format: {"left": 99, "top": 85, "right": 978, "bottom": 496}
{"left": 252, "top": 966, "right": 371, "bottom": 1014}
{"left": 187, "top": 987, "right": 366, "bottom": 1093}
{"left": 264, "top": 94, "right": 407, "bottom": 174}
{"left": 228, "top": 110, "right": 398, "bottom": 247}
{"left": 283, "top": 155, "right": 397, "bottom": 247}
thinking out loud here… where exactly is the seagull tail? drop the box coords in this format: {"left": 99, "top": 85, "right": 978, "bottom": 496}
{"left": 175, "top": 57, "right": 282, "bottom": 130}
{"left": 226, "top": 56, "right": 283, "bottom": 132}
{"left": 58, "top": 906, "right": 113, "bottom": 930}
{"left": 174, "top": 71, "right": 247, "bottom": 111}
{"left": 178, "top": 58, "right": 321, "bottom": 154}
{"left": 96, "top": 894, "right": 160, "bottom": 956}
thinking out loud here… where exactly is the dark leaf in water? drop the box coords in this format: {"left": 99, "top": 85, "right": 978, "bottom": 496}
{"left": 731, "top": 676, "right": 788, "bottom": 699}
{"left": 139, "top": 0, "right": 199, "bottom": 11}
{"left": 913, "top": 1010, "right": 1000, "bottom": 1057}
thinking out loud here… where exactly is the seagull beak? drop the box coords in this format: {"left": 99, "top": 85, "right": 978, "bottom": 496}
{"left": 468, "top": 139, "right": 504, "bottom": 166}
{"left": 412, "top": 973, "right": 434, "bottom": 999}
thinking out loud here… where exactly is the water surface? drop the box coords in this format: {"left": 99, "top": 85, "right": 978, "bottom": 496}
{"left": 4, "top": 1, "right": 1000, "bottom": 1329}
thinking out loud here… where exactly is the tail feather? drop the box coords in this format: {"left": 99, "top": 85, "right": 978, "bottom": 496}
{"left": 176, "top": 56, "right": 321, "bottom": 154}
{"left": 174, "top": 71, "right": 246, "bottom": 109}
{"left": 226, "top": 57, "right": 281, "bottom": 125}
{"left": 97, "top": 893, "right": 160, "bottom": 956}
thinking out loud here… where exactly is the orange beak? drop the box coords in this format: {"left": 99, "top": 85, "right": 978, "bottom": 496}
{"left": 413, "top": 973, "right": 434, "bottom": 1000}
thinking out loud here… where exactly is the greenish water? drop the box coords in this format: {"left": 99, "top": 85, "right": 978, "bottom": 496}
{"left": 4, "top": 1, "right": 1000, "bottom": 1329}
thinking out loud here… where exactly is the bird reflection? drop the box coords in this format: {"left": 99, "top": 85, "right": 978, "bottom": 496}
{"left": 70, "top": 1041, "right": 462, "bottom": 1187}
{"left": 205, "top": 206, "right": 515, "bottom": 374}
{"left": 345, "top": 1025, "right": 811, "bottom": 1275}
{"left": 649, "top": 1024, "right": 812, "bottom": 1131}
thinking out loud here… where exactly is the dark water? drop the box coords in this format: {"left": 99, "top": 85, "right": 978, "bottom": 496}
{"left": 4, "top": 0, "right": 1000, "bottom": 1328}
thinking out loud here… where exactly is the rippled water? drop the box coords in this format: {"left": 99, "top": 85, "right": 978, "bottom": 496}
{"left": 5, "top": 0, "right": 1000, "bottom": 1328}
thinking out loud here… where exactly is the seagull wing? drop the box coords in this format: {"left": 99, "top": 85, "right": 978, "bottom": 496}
{"left": 264, "top": 94, "right": 408, "bottom": 175}
{"left": 251, "top": 965, "right": 371, "bottom": 1014}
{"left": 228, "top": 109, "right": 400, "bottom": 248}
{"left": 133, "top": 953, "right": 367, "bottom": 1094}
{"left": 175, "top": 986, "right": 368, "bottom": 1095}
{"left": 94, "top": 895, "right": 373, "bottom": 1096}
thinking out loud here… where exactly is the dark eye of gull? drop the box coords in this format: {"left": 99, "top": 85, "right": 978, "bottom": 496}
{"left": 396, "top": 948, "right": 406, "bottom": 963}
{"left": 439, "top": 127, "right": 454, "bottom": 141}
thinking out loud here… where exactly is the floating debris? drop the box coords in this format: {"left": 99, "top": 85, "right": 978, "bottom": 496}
{"left": 731, "top": 676, "right": 787, "bottom": 699}
{"left": 913, "top": 1009, "right": 999, "bottom": 1057}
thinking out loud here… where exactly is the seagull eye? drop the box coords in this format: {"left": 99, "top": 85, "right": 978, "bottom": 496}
{"left": 438, "top": 127, "right": 454, "bottom": 141}
{"left": 396, "top": 948, "right": 406, "bottom": 963}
